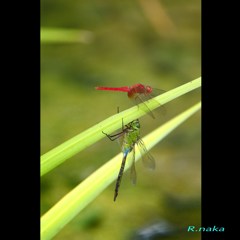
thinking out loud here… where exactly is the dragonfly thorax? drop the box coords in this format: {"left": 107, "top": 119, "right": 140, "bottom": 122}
{"left": 128, "top": 84, "right": 150, "bottom": 98}
{"left": 122, "top": 120, "right": 140, "bottom": 154}
{"left": 127, "top": 119, "right": 140, "bottom": 131}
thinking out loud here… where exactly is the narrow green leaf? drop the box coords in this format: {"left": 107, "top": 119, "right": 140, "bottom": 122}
{"left": 41, "top": 102, "right": 201, "bottom": 240}
{"left": 41, "top": 28, "right": 94, "bottom": 44}
{"left": 41, "top": 77, "right": 201, "bottom": 176}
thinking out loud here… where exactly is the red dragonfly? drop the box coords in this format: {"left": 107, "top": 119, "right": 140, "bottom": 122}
{"left": 95, "top": 83, "right": 165, "bottom": 118}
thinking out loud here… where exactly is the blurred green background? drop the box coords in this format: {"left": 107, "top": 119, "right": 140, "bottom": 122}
{"left": 41, "top": 0, "right": 201, "bottom": 239}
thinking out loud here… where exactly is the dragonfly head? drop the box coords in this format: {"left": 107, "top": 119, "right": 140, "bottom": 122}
{"left": 145, "top": 85, "right": 153, "bottom": 93}
{"left": 131, "top": 119, "right": 140, "bottom": 130}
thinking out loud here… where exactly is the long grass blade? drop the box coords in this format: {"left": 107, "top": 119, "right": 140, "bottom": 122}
{"left": 41, "top": 78, "right": 201, "bottom": 176}
{"left": 41, "top": 102, "right": 201, "bottom": 240}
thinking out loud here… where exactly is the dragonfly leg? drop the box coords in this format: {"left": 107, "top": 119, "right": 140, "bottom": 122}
{"left": 102, "top": 131, "right": 124, "bottom": 141}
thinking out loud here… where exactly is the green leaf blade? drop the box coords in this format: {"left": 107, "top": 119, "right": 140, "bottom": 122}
{"left": 41, "top": 77, "right": 201, "bottom": 176}
{"left": 41, "top": 101, "right": 201, "bottom": 240}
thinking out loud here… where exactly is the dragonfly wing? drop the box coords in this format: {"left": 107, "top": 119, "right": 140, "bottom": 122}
{"left": 150, "top": 89, "right": 167, "bottom": 116}
{"left": 151, "top": 88, "right": 165, "bottom": 95}
{"left": 133, "top": 95, "right": 156, "bottom": 119}
{"left": 142, "top": 93, "right": 167, "bottom": 117}
{"left": 130, "top": 146, "right": 137, "bottom": 185}
{"left": 133, "top": 89, "right": 167, "bottom": 117}
{"left": 137, "top": 139, "right": 156, "bottom": 170}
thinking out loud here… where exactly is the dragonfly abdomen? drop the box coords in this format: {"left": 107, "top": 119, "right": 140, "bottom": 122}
{"left": 114, "top": 155, "right": 127, "bottom": 201}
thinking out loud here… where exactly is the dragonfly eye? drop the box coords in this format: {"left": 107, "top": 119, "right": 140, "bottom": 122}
{"left": 135, "top": 120, "right": 140, "bottom": 128}
{"left": 146, "top": 86, "right": 152, "bottom": 93}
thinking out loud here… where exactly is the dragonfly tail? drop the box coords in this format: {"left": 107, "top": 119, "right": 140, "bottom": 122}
{"left": 114, "top": 153, "right": 128, "bottom": 201}
{"left": 95, "top": 86, "right": 130, "bottom": 92}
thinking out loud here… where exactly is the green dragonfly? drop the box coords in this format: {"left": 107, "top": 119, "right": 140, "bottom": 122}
{"left": 102, "top": 119, "right": 155, "bottom": 201}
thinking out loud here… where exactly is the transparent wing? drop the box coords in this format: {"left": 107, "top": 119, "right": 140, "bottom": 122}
{"left": 151, "top": 88, "right": 165, "bottom": 96}
{"left": 149, "top": 89, "right": 167, "bottom": 116}
{"left": 137, "top": 138, "right": 156, "bottom": 170}
{"left": 132, "top": 89, "right": 166, "bottom": 118}
{"left": 130, "top": 146, "right": 137, "bottom": 185}
{"left": 133, "top": 95, "right": 156, "bottom": 119}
